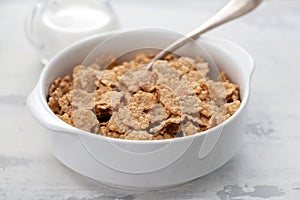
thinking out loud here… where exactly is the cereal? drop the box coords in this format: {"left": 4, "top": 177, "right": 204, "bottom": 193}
{"left": 124, "top": 130, "right": 153, "bottom": 140}
{"left": 168, "top": 57, "right": 192, "bottom": 75}
{"left": 221, "top": 72, "right": 240, "bottom": 102}
{"left": 160, "top": 78, "right": 195, "bottom": 97}
{"left": 48, "top": 75, "right": 72, "bottom": 96}
{"left": 91, "top": 53, "right": 118, "bottom": 70}
{"left": 48, "top": 89, "right": 62, "bottom": 114}
{"left": 207, "top": 81, "right": 226, "bottom": 104}
{"left": 47, "top": 53, "right": 241, "bottom": 140}
{"left": 118, "top": 68, "right": 157, "bottom": 92}
{"left": 181, "top": 120, "right": 199, "bottom": 136}
{"left": 182, "top": 70, "right": 206, "bottom": 85}
{"left": 149, "top": 116, "right": 182, "bottom": 134}
{"left": 95, "top": 83, "right": 113, "bottom": 96}
{"left": 134, "top": 52, "right": 153, "bottom": 64}
{"left": 99, "top": 70, "right": 118, "bottom": 87}
{"left": 129, "top": 109, "right": 151, "bottom": 129}
{"left": 225, "top": 100, "right": 241, "bottom": 116}
{"left": 195, "top": 62, "right": 209, "bottom": 77}
{"left": 127, "top": 90, "right": 158, "bottom": 129}
{"left": 107, "top": 107, "right": 139, "bottom": 133}
{"left": 156, "top": 85, "right": 182, "bottom": 116}
{"left": 73, "top": 109, "right": 98, "bottom": 132}
{"left": 148, "top": 103, "right": 168, "bottom": 123}
{"left": 57, "top": 113, "right": 73, "bottom": 125}
{"left": 48, "top": 75, "right": 72, "bottom": 117}
{"left": 129, "top": 90, "right": 157, "bottom": 111}
{"left": 154, "top": 60, "right": 196, "bottom": 96}
{"left": 153, "top": 60, "right": 180, "bottom": 83}
{"left": 71, "top": 89, "right": 94, "bottom": 110}
{"left": 58, "top": 91, "right": 72, "bottom": 116}
{"left": 73, "top": 65, "right": 103, "bottom": 92}
{"left": 208, "top": 113, "right": 226, "bottom": 128}
{"left": 95, "top": 91, "right": 124, "bottom": 111}
{"left": 178, "top": 95, "right": 201, "bottom": 114}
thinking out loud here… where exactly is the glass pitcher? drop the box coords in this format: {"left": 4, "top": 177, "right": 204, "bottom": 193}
{"left": 26, "top": 0, "right": 119, "bottom": 64}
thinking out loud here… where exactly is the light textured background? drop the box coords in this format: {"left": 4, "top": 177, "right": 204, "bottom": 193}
{"left": 0, "top": 0, "right": 300, "bottom": 199}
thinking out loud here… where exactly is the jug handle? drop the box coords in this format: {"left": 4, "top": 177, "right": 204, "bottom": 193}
{"left": 25, "top": 0, "right": 44, "bottom": 49}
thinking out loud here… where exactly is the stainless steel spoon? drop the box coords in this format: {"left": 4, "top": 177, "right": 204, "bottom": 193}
{"left": 147, "top": 0, "right": 263, "bottom": 70}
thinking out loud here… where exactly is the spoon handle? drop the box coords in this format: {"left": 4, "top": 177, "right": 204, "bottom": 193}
{"left": 147, "top": 0, "right": 263, "bottom": 70}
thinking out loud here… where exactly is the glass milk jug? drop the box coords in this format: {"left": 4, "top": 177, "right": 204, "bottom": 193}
{"left": 26, "top": 0, "right": 119, "bottom": 64}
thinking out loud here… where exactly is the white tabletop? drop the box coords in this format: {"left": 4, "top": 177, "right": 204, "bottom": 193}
{"left": 1, "top": 0, "right": 300, "bottom": 199}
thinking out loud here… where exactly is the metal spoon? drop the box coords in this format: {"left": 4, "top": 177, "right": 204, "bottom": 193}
{"left": 147, "top": 0, "right": 263, "bottom": 70}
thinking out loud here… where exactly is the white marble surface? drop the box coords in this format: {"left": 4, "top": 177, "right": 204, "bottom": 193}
{"left": 1, "top": 0, "right": 300, "bottom": 199}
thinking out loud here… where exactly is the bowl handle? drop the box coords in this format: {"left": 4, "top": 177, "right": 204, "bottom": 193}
{"left": 27, "top": 85, "right": 75, "bottom": 133}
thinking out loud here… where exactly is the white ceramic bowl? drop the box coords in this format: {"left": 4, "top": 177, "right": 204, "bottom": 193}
{"left": 27, "top": 29, "right": 254, "bottom": 190}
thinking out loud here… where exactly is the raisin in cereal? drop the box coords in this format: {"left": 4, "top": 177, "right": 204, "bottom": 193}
{"left": 47, "top": 53, "right": 241, "bottom": 140}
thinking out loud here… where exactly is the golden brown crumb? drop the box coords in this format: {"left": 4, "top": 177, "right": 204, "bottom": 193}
{"left": 48, "top": 75, "right": 72, "bottom": 119}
